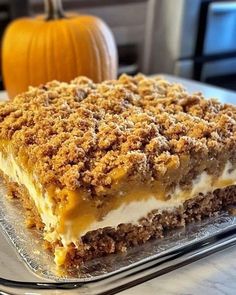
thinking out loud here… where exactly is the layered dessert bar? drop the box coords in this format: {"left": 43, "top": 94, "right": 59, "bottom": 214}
{"left": 0, "top": 74, "right": 236, "bottom": 267}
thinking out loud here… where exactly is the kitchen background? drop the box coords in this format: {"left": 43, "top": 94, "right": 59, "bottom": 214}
{"left": 1, "top": 0, "right": 236, "bottom": 91}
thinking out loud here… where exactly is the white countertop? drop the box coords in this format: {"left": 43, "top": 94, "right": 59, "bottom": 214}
{"left": 120, "top": 246, "right": 236, "bottom": 295}
{"left": 0, "top": 76, "right": 236, "bottom": 295}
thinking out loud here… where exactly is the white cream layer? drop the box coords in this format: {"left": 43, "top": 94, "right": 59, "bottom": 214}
{"left": 1, "top": 151, "right": 236, "bottom": 247}
{"left": 0, "top": 151, "right": 58, "bottom": 240}
{"left": 85, "top": 162, "right": 236, "bottom": 234}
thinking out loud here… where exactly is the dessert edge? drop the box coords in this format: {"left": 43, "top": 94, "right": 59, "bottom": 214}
{"left": 0, "top": 74, "right": 236, "bottom": 267}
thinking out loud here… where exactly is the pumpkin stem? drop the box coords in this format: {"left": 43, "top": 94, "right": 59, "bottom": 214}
{"left": 45, "top": 0, "right": 65, "bottom": 20}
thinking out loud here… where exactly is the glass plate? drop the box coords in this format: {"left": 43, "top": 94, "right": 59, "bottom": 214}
{"left": 0, "top": 182, "right": 236, "bottom": 295}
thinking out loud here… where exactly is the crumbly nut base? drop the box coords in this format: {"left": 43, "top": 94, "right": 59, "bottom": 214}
{"left": 2, "top": 173, "right": 236, "bottom": 267}
{"left": 1, "top": 172, "right": 44, "bottom": 230}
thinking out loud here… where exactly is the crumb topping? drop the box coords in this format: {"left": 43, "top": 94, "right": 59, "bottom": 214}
{"left": 0, "top": 74, "right": 236, "bottom": 196}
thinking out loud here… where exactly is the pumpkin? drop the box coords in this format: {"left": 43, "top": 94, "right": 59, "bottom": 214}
{"left": 2, "top": 0, "right": 117, "bottom": 98}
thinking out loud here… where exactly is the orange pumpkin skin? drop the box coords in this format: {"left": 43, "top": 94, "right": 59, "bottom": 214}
{"left": 2, "top": 15, "right": 117, "bottom": 98}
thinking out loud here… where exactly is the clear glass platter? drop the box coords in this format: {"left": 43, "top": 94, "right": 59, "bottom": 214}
{"left": 0, "top": 183, "right": 236, "bottom": 295}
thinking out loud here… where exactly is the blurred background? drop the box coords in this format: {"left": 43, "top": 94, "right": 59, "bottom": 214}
{"left": 1, "top": 0, "right": 236, "bottom": 91}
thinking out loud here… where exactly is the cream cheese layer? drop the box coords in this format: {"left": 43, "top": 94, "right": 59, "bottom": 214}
{"left": 0, "top": 151, "right": 57, "bottom": 230}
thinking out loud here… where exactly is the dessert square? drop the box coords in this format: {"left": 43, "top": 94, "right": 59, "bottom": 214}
{"left": 0, "top": 74, "right": 236, "bottom": 267}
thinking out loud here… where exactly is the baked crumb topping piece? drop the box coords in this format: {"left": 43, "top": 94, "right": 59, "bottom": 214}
{"left": 0, "top": 74, "right": 236, "bottom": 197}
